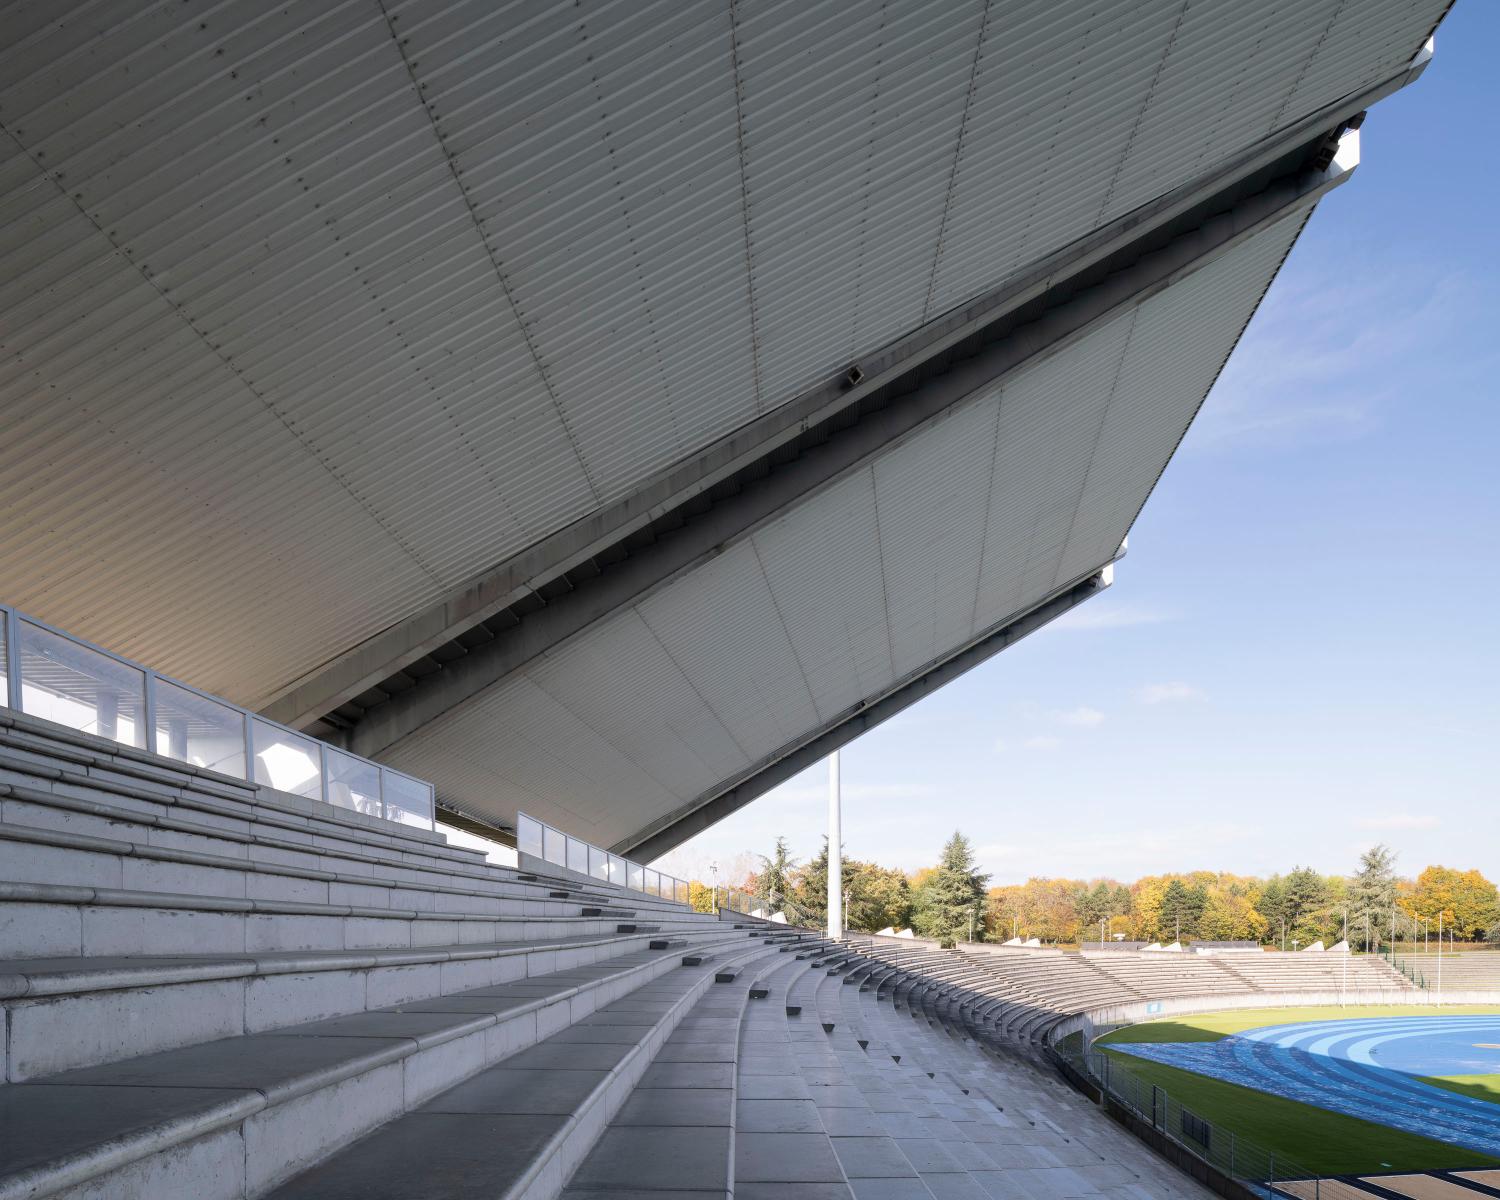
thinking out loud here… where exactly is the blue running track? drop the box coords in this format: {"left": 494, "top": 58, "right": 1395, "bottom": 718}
{"left": 1113, "top": 1015, "right": 1500, "bottom": 1156}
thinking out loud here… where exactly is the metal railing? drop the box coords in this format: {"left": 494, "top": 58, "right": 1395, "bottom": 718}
{"left": 1077, "top": 1045, "right": 1369, "bottom": 1198}
{"left": 1, "top": 602, "right": 435, "bottom": 830}
{"left": 721, "top": 886, "right": 815, "bottom": 927}
{"left": 515, "top": 812, "right": 689, "bottom": 905}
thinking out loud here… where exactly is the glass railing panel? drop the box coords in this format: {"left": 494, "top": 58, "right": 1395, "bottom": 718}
{"left": 250, "top": 719, "right": 322, "bottom": 800}
{"left": 628, "top": 862, "right": 644, "bottom": 892}
{"left": 516, "top": 813, "right": 544, "bottom": 858}
{"left": 326, "top": 749, "right": 382, "bottom": 818}
{"left": 381, "top": 770, "right": 433, "bottom": 828}
{"left": 542, "top": 824, "right": 565, "bottom": 867}
{"left": 566, "top": 836, "right": 588, "bottom": 875}
{"left": 644, "top": 869, "right": 660, "bottom": 897}
{"left": 153, "top": 679, "right": 246, "bottom": 778}
{"left": 608, "top": 855, "right": 626, "bottom": 887}
{"left": 18, "top": 620, "right": 146, "bottom": 747}
{"left": 589, "top": 846, "right": 608, "bottom": 881}
{"left": 1, "top": 604, "right": 437, "bottom": 834}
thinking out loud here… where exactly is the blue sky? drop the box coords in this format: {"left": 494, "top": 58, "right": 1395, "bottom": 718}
{"left": 657, "top": 4, "right": 1500, "bottom": 891}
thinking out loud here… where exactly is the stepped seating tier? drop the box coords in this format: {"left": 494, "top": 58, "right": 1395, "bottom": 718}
{"left": 0, "top": 712, "right": 1416, "bottom": 1198}
{"left": 1391, "top": 951, "right": 1500, "bottom": 989}
{"left": 841, "top": 935, "right": 1418, "bottom": 1053}
{"left": 0, "top": 712, "right": 763, "bottom": 1200}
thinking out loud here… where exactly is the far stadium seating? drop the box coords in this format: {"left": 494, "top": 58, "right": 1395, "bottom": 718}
{"left": 839, "top": 934, "right": 1417, "bottom": 1054}
{"left": 1392, "top": 950, "right": 1500, "bottom": 992}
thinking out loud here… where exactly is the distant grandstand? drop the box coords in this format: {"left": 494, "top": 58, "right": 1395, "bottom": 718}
{"left": 831, "top": 932, "right": 1500, "bottom": 1192}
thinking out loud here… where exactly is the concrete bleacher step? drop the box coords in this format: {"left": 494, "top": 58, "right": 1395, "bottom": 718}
{"left": 0, "top": 928, "right": 760, "bottom": 1200}
{"left": 265, "top": 938, "right": 782, "bottom": 1200}
{"left": 558, "top": 941, "right": 774, "bottom": 1198}
{"left": 0, "top": 740, "right": 698, "bottom": 935}
{"left": 0, "top": 919, "right": 740, "bottom": 1081}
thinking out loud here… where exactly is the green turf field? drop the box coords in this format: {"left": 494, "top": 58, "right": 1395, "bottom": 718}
{"left": 1096, "top": 1005, "right": 1500, "bottom": 1175}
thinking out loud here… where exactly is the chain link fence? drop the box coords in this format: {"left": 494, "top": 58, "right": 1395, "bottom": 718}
{"left": 1075, "top": 1045, "right": 1373, "bottom": 1199}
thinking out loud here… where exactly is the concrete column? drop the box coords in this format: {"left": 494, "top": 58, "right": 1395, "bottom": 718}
{"left": 827, "top": 750, "right": 842, "bottom": 939}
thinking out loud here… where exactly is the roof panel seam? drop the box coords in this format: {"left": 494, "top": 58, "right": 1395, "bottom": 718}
{"left": 920, "top": 0, "right": 991, "bottom": 325}
{"left": 728, "top": 0, "right": 766, "bottom": 414}
{"left": 0, "top": 120, "right": 448, "bottom": 592}
{"left": 1049, "top": 304, "right": 1141, "bottom": 591}
{"left": 1091, "top": 0, "right": 1192, "bottom": 229}
{"left": 373, "top": 0, "right": 603, "bottom": 507}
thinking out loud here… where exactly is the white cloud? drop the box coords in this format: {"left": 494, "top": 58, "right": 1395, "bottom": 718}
{"left": 1191, "top": 266, "right": 1485, "bottom": 452}
{"left": 1055, "top": 706, "right": 1105, "bottom": 728}
{"left": 1022, "top": 735, "right": 1063, "bottom": 751}
{"left": 1137, "top": 681, "right": 1204, "bottom": 705}
{"left": 1357, "top": 814, "right": 1439, "bottom": 832}
{"left": 1052, "top": 604, "right": 1174, "bottom": 632}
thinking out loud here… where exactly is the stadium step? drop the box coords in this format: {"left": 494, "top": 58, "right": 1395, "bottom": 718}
{"left": 722, "top": 952, "right": 1214, "bottom": 1198}
{"left": 0, "top": 929, "right": 760, "bottom": 1199}
{"left": 559, "top": 940, "right": 771, "bottom": 1197}
{"left": 0, "top": 921, "right": 740, "bottom": 1080}
{"left": 264, "top": 938, "right": 783, "bottom": 1199}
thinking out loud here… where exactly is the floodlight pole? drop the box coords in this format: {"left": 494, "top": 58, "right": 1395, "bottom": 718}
{"left": 827, "top": 750, "right": 842, "bottom": 940}
{"left": 1341, "top": 907, "right": 1347, "bottom": 1006}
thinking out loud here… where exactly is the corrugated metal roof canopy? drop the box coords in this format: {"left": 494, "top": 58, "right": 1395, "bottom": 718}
{"left": 0, "top": 0, "right": 1440, "bottom": 696}
{"left": 0, "top": 0, "right": 1442, "bottom": 850}
{"left": 382, "top": 210, "right": 1306, "bottom": 848}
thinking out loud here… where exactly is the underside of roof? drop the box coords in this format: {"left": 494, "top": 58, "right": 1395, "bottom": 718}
{"left": 0, "top": 1, "right": 1446, "bottom": 854}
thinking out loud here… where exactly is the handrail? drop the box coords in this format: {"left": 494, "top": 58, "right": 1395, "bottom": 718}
{"left": 722, "top": 885, "right": 815, "bottom": 927}
{"left": 515, "top": 811, "right": 690, "bottom": 906}
{"left": 1, "top": 602, "right": 435, "bottom": 830}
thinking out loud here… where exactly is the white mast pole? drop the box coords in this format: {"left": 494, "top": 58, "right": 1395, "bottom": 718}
{"left": 827, "top": 751, "right": 842, "bottom": 939}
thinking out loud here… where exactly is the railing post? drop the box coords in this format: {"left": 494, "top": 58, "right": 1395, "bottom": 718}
{"left": 143, "top": 670, "right": 159, "bottom": 756}
{"left": 5, "top": 606, "right": 22, "bottom": 711}
{"left": 243, "top": 712, "right": 256, "bottom": 786}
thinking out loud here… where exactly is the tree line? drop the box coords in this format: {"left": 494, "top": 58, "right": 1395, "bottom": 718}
{"left": 701, "top": 839, "right": 1500, "bottom": 950}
